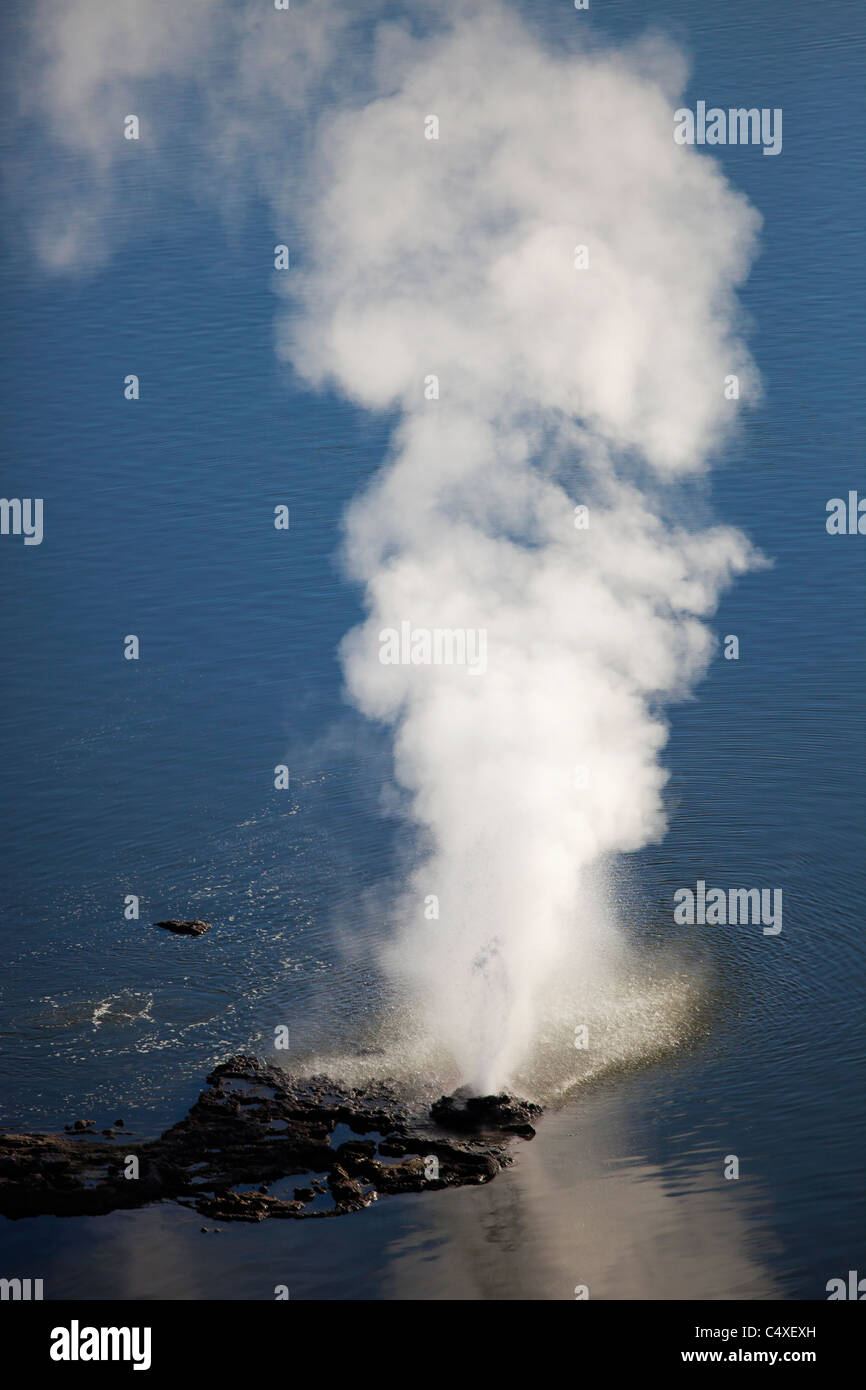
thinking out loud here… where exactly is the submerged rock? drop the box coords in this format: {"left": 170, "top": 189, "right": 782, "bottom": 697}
{"left": 0, "top": 1055, "right": 540, "bottom": 1224}
{"left": 154, "top": 919, "right": 212, "bottom": 936}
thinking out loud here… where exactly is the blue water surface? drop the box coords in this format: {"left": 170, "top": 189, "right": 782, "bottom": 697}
{"left": 0, "top": 0, "right": 863, "bottom": 1299}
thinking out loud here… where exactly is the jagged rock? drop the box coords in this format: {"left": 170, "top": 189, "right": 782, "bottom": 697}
{"left": 0, "top": 1054, "right": 539, "bottom": 1224}
{"left": 431, "top": 1088, "right": 542, "bottom": 1139}
{"left": 154, "top": 919, "right": 212, "bottom": 936}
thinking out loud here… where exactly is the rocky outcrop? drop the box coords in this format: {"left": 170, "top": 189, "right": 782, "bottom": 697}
{"left": 0, "top": 1055, "right": 539, "bottom": 1223}
{"left": 431, "top": 1088, "right": 542, "bottom": 1138}
{"left": 154, "top": 919, "right": 212, "bottom": 936}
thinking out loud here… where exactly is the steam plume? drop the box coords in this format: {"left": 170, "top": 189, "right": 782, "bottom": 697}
{"left": 16, "top": 0, "right": 763, "bottom": 1092}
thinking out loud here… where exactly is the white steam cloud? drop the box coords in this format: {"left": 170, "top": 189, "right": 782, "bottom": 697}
{"left": 15, "top": 0, "right": 763, "bottom": 1094}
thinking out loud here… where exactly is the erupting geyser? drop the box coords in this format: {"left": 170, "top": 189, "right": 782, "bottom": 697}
{"left": 282, "top": 4, "right": 763, "bottom": 1091}
{"left": 19, "top": 0, "right": 765, "bottom": 1098}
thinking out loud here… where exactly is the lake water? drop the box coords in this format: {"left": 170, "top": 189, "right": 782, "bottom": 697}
{"left": 0, "top": 0, "right": 863, "bottom": 1299}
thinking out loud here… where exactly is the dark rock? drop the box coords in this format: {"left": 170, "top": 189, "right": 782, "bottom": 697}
{"left": 329, "top": 1165, "right": 367, "bottom": 1208}
{"left": 0, "top": 1054, "right": 540, "bottom": 1224}
{"left": 431, "top": 1089, "right": 542, "bottom": 1139}
{"left": 378, "top": 1137, "right": 408, "bottom": 1156}
{"left": 154, "top": 919, "right": 212, "bottom": 936}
